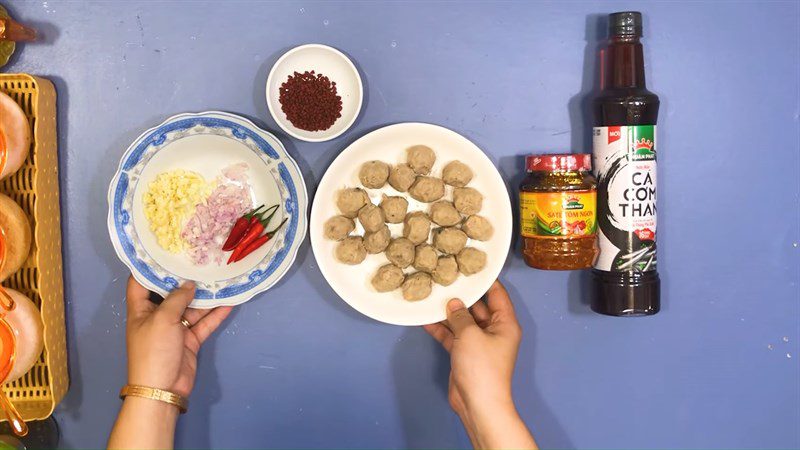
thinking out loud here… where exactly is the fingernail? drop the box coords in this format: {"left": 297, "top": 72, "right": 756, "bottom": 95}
{"left": 447, "top": 299, "right": 464, "bottom": 312}
{"left": 181, "top": 281, "right": 196, "bottom": 290}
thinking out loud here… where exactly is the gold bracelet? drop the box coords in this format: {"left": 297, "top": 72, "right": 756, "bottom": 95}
{"left": 119, "top": 385, "right": 188, "bottom": 414}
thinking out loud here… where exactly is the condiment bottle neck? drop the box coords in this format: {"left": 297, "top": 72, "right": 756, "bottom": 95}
{"left": 602, "top": 35, "right": 646, "bottom": 90}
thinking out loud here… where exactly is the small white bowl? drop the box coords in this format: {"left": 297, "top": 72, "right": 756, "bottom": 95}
{"left": 266, "top": 44, "right": 363, "bottom": 142}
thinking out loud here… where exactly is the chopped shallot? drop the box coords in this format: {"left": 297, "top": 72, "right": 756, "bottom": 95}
{"left": 181, "top": 164, "right": 253, "bottom": 265}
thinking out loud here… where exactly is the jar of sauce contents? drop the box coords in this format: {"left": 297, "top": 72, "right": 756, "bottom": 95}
{"left": 519, "top": 154, "right": 598, "bottom": 270}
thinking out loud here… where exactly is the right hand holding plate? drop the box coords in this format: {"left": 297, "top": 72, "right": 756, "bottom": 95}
{"left": 424, "top": 280, "right": 537, "bottom": 449}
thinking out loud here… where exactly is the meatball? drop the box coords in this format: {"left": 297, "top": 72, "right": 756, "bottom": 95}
{"left": 323, "top": 215, "right": 355, "bottom": 241}
{"left": 385, "top": 237, "right": 415, "bottom": 268}
{"left": 453, "top": 187, "right": 483, "bottom": 215}
{"left": 364, "top": 225, "right": 391, "bottom": 254}
{"left": 403, "top": 211, "right": 431, "bottom": 245}
{"left": 371, "top": 264, "right": 405, "bottom": 292}
{"left": 359, "top": 160, "right": 390, "bottom": 189}
{"left": 442, "top": 161, "right": 473, "bottom": 187}
{"left": 432, "top": 255, "right": 459, "bottom": 286}
{"left": 406, "top": 145, "right": 436, "bottom": 175}
{"left": 388, "top": 163, "right": 416, "bottom": 192}
{"left": 413, "top": 244, "right": 438, "bottom": 273}
{"left": 402, "top": 272, "right": 433, "bottom": 301}
{"left": 462, "top": 215, "right": 494, "bottom": 241}
{"left": 337, "top": 188, "right": 370, "bottom": 218}
{"left": 408, "top": 176, "right": 445, "bottom": 203}
{"left": 335, "top": 236, "right": 367, "bottom": 265}
{"left": 429, "top": 201, "right": 462, "bottom": 227}
{"left": 433, "top": 227, "right": 468, "bottom": 255}
{"left": 380, "top": 195, "right": 409, "bottom": 224}
{"left": 358, "top": 203, "right": 385, "bottom": 233}
{"left": 457, "top": 247, "right": 487, "bottom": 275}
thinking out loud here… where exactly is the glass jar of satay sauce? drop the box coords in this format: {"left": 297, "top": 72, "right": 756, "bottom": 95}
{"left": 519, "top": 154, "right": 598, "bottom": 270}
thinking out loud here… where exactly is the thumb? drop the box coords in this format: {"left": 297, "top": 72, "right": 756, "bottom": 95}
{"left": 445, "top": 299, "right": 477, "bottom": 337}
{"left": 158, "top": 282, "right": 196, "bottom": 322}
{"left": 126, "top": 276, "right": 156, "bottom": 320}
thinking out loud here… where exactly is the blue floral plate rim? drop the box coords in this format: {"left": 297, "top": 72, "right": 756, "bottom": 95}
{"left": 106, "top": 110, "right": 308, "bottom": 308}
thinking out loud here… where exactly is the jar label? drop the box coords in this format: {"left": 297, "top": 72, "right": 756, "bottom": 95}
{"left": 520, "top": 191, "right": 597, "bottom": 238}
{"left": 593, "top": 125, "right": 657, "bottom": 272}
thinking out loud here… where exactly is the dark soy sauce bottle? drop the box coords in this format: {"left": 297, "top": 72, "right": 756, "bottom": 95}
{"left": 591, "top": 11, "right": 660, "bottom": 316}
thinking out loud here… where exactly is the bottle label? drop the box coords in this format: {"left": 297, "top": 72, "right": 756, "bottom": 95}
{"left": 520, "top": 191, "right": 597, "bottom": 238}
{"left": 593, "top": 125, "right": 657, "bottom": 272}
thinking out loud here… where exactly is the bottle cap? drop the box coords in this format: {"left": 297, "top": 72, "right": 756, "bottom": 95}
{"left": 609, "top": 11, "right": 642, "bottom": 37}
{"left": 526, "top": 154, "right": 592, "bottom": 172}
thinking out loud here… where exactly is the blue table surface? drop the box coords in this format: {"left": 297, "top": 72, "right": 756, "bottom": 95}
{"left": 4, "top": 1, "right": 799, "bottom": 448}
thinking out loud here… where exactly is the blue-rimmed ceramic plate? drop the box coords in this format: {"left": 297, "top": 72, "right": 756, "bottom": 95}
{"left": 107, "top": 111, "right": 308, "bottom": 308}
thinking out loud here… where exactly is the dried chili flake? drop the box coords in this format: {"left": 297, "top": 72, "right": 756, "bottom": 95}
{"left": 279, "top": 70, "right": 343, "bottom": 132}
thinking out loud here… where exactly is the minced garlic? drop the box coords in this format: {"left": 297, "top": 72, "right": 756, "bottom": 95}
{"left": 142, "top": 170, "right": 212, "bottom": 253}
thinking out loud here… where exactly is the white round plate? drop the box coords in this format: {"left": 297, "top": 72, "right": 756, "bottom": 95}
{"left": 310, "top": 123, "right": 512, "bottom": 326}
{"left": 266, "top": 43, "right": 363, "bottom": 142}
{"left": 108, "top": 111, "right": 308, "bottom": 308}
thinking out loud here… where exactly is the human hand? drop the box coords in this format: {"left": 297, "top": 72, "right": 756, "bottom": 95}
{"left": 424, "top": 280, "right": 536, "bottom": 449}
{"left": 125, "top": 276, "right": 232, "bottom": 398}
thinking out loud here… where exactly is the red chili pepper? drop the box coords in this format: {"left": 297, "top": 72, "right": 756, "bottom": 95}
{"left": 227, "top": 206, "right": 281, "bottom": 264}
{"left": 222, "top": 204, "right": 267, "bottom": 251}
{"left": 232, "top": 218, "right": 289, "bottom": 263}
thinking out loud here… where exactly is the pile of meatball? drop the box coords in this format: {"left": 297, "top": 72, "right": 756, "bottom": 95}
{"left": 323, "top": 145, "right": 493, "bottom": 301}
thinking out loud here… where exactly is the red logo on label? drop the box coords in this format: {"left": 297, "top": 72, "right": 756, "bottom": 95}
{"left": 608, "top": 126, "right": 621, "bottom": 144}
{"left": 635, "top": 228, "right": 655, "bottom": 241}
